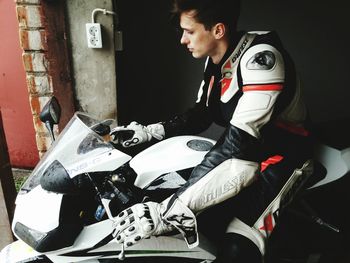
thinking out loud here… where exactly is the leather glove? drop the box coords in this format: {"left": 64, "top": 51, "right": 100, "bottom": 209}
{"left": 112, "top": 202, "right": 173, "bottom": 247}
{"left": 110, "top": 121, "right": 165, "bottom": 147}
{"left": 113, "top": 198, "right": 199, "bottom": 249}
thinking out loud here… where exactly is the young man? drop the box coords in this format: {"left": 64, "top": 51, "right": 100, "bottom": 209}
{"left": 111, "top": 0, "right": 313, "bottom": 262}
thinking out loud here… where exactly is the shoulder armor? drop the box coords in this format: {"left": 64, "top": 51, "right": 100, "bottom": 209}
{"left": 240, "top": 44, "right": 285, "bottom": 85}
{"left": 247, "top": 50, "right": 275, "bottom": 70}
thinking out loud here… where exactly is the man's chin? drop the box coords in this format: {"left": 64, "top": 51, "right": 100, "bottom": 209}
{"left": 191, "top": 52, "right": 203, "bottom": 59}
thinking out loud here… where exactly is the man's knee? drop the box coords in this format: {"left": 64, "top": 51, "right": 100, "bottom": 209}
{"left": 214, "top": 233, "right": 262, "bottom": 263}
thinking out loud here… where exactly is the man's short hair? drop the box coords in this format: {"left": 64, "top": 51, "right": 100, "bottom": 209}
{"left": 171, "top": 0, "right": 241, "bottom": 36}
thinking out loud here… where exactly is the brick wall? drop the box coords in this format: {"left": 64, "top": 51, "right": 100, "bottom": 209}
{"left": 14, "top": 0, "right": 75, "bottom": 157}
{"left": 15, "top": 0, "right": 52, "bottom": 157}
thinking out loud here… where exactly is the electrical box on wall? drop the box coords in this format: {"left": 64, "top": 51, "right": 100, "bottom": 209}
{"left": 86, "top": 23, "right": 102, "bottom": 48}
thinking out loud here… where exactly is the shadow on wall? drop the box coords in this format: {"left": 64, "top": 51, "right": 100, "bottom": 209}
{"left": 115, "top": 0, "right": 204, "bottom": 125}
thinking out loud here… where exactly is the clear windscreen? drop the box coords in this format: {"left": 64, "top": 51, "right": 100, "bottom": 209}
{"left": 19, "top": 112, "right": 116, "bottom": 194}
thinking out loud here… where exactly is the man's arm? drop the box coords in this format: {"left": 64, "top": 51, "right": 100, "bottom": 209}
{"left": 161, "top": 102, "right": 212, "bottom": 138}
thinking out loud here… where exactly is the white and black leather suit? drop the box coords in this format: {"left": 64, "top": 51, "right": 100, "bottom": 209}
{"left": 160, "top": 31, "right": 313, "bottom": 261}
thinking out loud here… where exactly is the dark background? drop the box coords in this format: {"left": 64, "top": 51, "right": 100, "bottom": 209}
{"left": 115, "top": 0, "right": 350, "bottom": 133}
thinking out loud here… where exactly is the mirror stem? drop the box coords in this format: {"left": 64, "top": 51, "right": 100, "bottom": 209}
{"left": 45, "top": 121, "right": 55, "bottom": 142}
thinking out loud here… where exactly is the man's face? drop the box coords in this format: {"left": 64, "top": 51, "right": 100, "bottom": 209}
{"left": 179, "top": 10, "right": 218, "bottom": 59}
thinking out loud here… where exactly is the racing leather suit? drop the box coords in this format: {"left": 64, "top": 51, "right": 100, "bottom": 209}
{"left": 160, "top": 31, "right": 313, "bottom": 254}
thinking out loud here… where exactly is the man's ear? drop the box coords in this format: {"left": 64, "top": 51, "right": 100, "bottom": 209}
{"left": 213, "top": 23, "right": 226, "bottom": 39}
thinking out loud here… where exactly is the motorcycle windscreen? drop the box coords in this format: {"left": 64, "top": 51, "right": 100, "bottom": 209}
{"left": 19, "top": 112, "right": 131, "bottom": 195}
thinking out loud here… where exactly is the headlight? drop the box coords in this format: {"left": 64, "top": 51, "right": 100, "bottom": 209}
{"left": 14, "top": 222, "right": 47, "bottom": 251}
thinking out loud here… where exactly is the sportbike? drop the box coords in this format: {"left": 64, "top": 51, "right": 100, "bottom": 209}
{"left": 1, "top": 97, "right": 348, "bottom": 263}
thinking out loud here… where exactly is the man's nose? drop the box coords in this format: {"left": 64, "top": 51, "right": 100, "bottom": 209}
{"left": 180, "top": 31, "right": 188, "bottom": 45}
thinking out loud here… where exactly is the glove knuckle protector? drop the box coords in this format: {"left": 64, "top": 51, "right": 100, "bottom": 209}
{"left": 113, "top": 202, "right": 173, "bottom": 246}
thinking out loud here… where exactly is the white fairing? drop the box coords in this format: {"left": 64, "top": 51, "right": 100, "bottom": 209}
{"left": 131, "top": 136, "right": 215, "bottom": 189}
{"left": 0, "top": 241, "right": 41, "bottom": 263}
{"left": 311, "top": 143, "right": 350, "bottom": 188}
{"left": 46, "top": 231, "right": 215, "bottom": 263}
{"left": 12, "top": 186, "right": 62, "bottom": 234}
{"left": 1, "top": 223, "right": 215, "bottom": 263}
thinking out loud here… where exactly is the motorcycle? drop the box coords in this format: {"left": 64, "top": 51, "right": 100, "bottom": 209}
{"left": 0, "top": 97, "right": 349, "bottom": 263}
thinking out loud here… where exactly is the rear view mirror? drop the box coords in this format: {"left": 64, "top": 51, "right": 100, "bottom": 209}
{"left": 39, "top": 96, "right": 61, "bottom": 141}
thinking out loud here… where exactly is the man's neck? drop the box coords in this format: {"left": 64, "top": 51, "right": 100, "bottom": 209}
{"left": 211, "top": 39, "right": 230, "bottom": 65}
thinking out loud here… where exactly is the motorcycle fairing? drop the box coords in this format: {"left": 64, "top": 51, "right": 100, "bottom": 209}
{"left": 311, "top": 142, "right": 350, "bottom": 188}
{"left": 130, "top": 136, "right": 215, "bottom": 189}
{"left": 0, "top": 240, "right": 45, "bottom": 263}
{"left": 12, "top": 186, "right": 88, "bottom": 253}
{"left": 13, "top": 185, "right": 62, "bottom": 234}
{"left": 6, "top": 219, "right": 215, "bottom": 262}
{"left": 45, "top": 233, "right": 215, "bottom": 263}
{"left": 19, "top": 112, "right": 131, "bottom": 195}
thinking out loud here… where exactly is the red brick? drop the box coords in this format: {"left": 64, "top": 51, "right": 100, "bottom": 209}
{"left": 15, "top": 0, "right": 41, "bottom": 4}
{"left": 22, "top": 52, "right": 48, "bottom": 72}
{"left": 32, "top": 115, "right": 47, "bottom": 134}
{"left": 16, "top": 5, "right": 44, "bottom": 29}
{"left": 29, "top": 95, "right": 50, "bottom": 116}
{"left": 19, "top": 29, "right": 47, "bottom": 51}
{"left": 26, "top": 75, "right": 52, "bottom": 95}
{"left": 35, "top": 133, "right": 51, "bottom": 152}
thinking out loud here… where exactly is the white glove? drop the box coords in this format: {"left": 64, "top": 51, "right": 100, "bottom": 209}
{"left": 113, "top": 198, "right": 199, "bottom": 249}
{"left": 112, "top": 202, "right": 173, "bottom": 247}
{"left": 110, "top": 121, "right": 165, "bottom": 147}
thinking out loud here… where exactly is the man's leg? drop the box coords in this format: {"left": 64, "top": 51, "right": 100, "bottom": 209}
{"left": 197, "top": 194, "right": 263, "bottom": 263}
{"left": 197, "top": 155, "right": 312, "bottom": 262}
{"left": 221, "top": 159, "right": 313, "bottom": 259}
